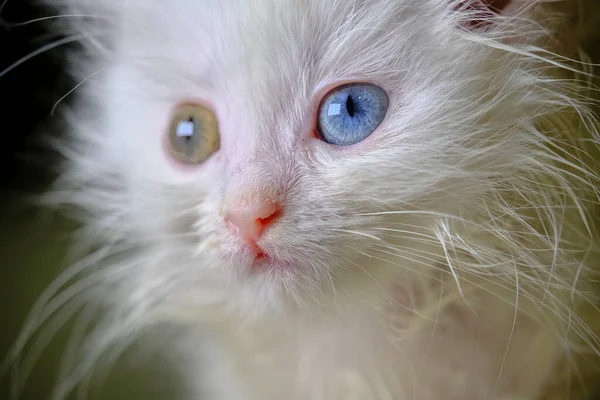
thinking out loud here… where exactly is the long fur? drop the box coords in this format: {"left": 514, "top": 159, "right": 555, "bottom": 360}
{"left": 4, "top": 0, "right": 600, "bottom": 399}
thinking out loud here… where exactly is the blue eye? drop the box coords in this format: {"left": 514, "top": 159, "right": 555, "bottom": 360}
{"left": 317, "top": 83, "right": 389, "bottom": 146}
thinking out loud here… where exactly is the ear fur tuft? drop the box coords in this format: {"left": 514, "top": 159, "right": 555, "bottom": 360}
{"left": 455, "top": 0, "right": 516, "bottom": 30}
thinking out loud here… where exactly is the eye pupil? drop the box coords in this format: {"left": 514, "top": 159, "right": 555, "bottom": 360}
{"left": 346, "top": 95, "right": 355, "bottom": 117}
{"left": 184, "top": 118, "right": 194, "bottom": 141}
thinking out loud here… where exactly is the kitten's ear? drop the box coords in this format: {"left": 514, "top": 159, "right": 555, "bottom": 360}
{"left": 456, "top": 0, "right": 532, "bottom": 30}
{"left": 481, "top": 0, "right": 514, "bottom": 13}
{"left": 483, "top": 0, "right": 535, "bottom": 14}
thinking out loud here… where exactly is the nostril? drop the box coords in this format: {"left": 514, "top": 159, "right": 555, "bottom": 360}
{"left": 256, "top": 207, "right": 281, "bottom": 228}
{"left": 225, "top": 201, "right": 282, "bottom": 243}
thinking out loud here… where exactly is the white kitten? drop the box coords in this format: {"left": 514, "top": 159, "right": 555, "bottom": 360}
{"left": 9, "top": 0, "right": 600, "bottom": 399}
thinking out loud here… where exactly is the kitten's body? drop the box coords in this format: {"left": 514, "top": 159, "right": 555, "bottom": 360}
{"left": 13, "top": 0, "right": 600, "bottom": 399}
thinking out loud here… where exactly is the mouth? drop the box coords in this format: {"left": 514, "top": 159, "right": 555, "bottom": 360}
{"left": 255, "top": 247, "right": 266, "bottom": 260}
{"left": 247, "top": 241, "right": 271, "bottom": 270}
{"left": 251, "top": 248, "right": 272, "bottom": 270}
{"left": 249, "top": 246, "right": 289, "bottom": 273}
{"left": 223, "top": 231, "right": 289, "bottom": 274}
{"left": 248, "top": 240, "right": 265, "bottom": 259}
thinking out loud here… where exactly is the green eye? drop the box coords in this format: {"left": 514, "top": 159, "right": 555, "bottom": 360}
{"left": 167, "top": 103, "right": 220, "bottom": 164}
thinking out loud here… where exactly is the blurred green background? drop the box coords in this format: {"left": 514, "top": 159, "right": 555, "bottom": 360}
{"left": 1, "top": 177, "right": 187, "bottom": 399}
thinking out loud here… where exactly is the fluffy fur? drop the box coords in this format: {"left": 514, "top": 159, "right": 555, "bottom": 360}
{"left": 6, "top": 0, "right": 600, "bottom": 399}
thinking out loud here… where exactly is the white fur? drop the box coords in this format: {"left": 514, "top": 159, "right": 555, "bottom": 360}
{"left": 8, "top": 1, "right": 600, "bottom": 399}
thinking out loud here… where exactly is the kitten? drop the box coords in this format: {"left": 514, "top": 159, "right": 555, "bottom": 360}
{"left": 9, "top": 0, "right": 600, "bottom": 399}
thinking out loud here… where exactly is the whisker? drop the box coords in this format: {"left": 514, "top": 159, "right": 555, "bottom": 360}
{"left": 434, "top": 223, "right": 466, "bottom": 299}
{"left": 327, "top": 228, "right": 382, "bottom": 241}
{"left": 57, "top": 302, "right": 102, "bottom": 400}
{"left": 494, "top": 259, "right": 520, "bottom": 397}
{"left": 51, "top": 67, "right": 106, "bottom": 115}
{"left": 0, "top": 0, "right": 103, "bottom": 27}
{"left": 350, "top": 240, "right": 581, "bottom": 340}
{"left": 1, "top": 245, "right": 137, "bottom": 388}
{"left": 0, "top": 33, "right": 88, "bottom": 79}
{"left": 1, "top": 247, "right": 112, "bottom": 378}
{"left": 10, "top": 295, "right": 89, "bottom": 400}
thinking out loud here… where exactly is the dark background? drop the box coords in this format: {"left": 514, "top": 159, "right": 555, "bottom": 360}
{"left": 0, "top": 0, "right": 66, "bottom": 190}
{"left": 0, "top": 2, "right": 180, "bottom": 399}
{"left": 0, "top": 1, "right": 79, "bottom": 399}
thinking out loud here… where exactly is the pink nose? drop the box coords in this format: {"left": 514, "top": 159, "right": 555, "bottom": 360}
{"left": 224, "top": 200, "right": 282, "bottom": 244}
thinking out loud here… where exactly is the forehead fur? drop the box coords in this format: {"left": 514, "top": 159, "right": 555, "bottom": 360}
{"left": 63, "top": 0, "right": 518, "bottom": 152}
{"left": 61, "top": 0, "right": 477, "bottom": 105}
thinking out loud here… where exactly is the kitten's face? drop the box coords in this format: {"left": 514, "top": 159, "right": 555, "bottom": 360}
{"left": 72, "top": 0, "right": 537, "bottom": 312}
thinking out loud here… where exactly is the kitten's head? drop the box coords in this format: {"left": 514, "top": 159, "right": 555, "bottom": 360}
{"left": 55, "top": 0, "right": 580, "bottom": 316}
